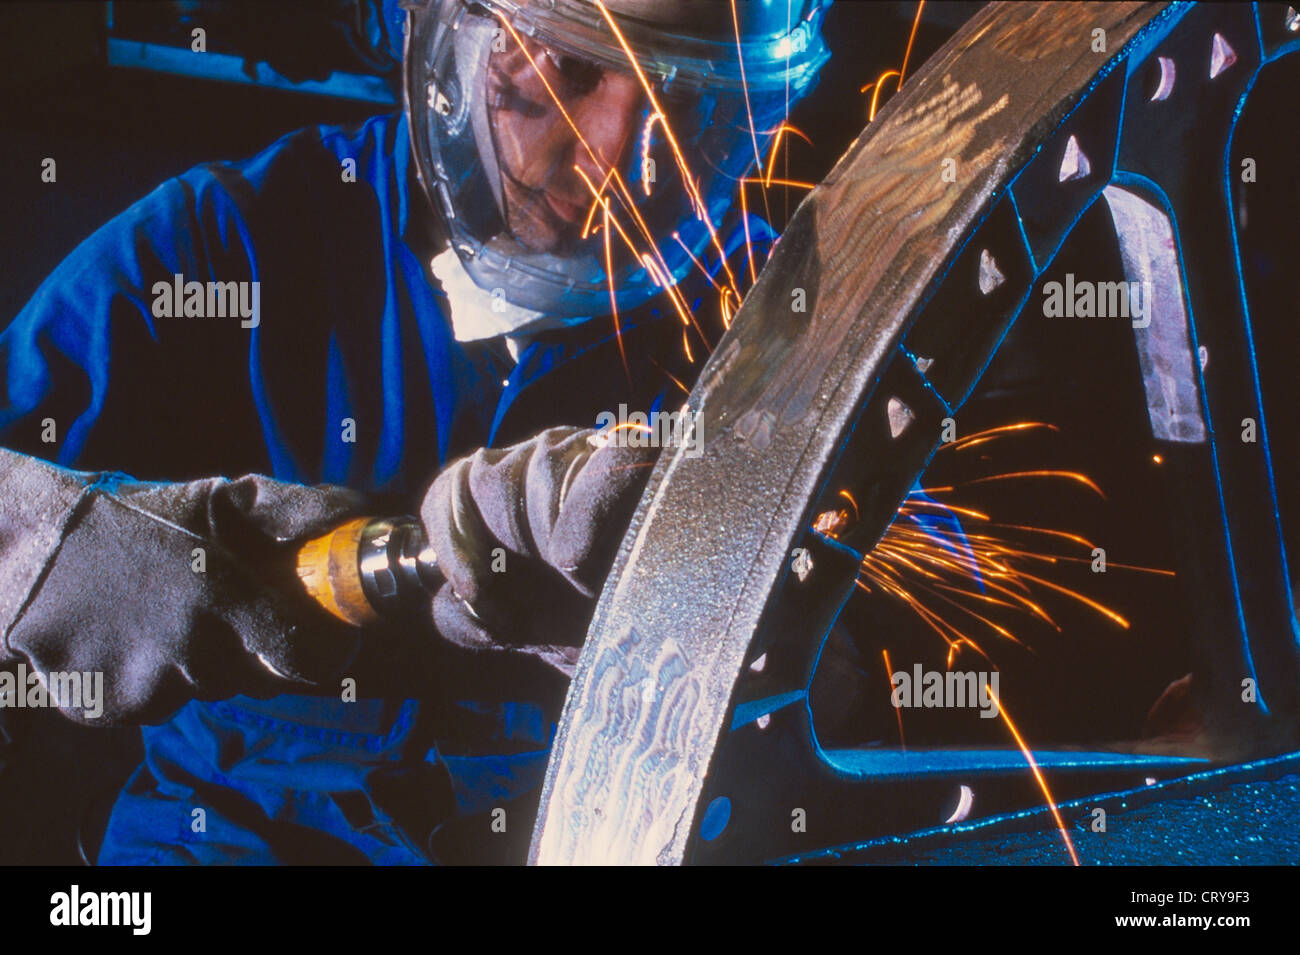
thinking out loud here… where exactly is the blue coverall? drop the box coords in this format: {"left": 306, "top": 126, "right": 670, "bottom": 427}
{"left": 0, "top": 111, "right": 756, "bottom": 864}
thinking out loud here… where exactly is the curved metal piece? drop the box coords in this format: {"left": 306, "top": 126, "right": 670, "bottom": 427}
{"left": 529, "top": 2, "right": 1173, "bottom": 866}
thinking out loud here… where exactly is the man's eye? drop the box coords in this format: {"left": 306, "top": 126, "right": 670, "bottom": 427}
{"left": 542, "top": 48, "right": 603, "bottom": 95}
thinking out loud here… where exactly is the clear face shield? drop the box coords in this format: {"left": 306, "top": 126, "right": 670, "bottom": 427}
{"left": 403, "top": 0, "right": 830, "bottom": 325}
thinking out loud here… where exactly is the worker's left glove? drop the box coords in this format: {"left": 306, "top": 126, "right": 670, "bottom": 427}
{"left": 420, "top": 426, "right": 656, "bottom": 676}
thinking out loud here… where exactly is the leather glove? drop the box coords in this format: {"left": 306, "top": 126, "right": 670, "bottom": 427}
{"left": 420, "top": 426, "right": 656, "bottom": 676}
{"left": 0, "top": 449, "right": 368, "bottom": 725}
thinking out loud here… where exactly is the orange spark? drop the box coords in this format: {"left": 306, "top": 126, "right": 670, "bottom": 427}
{"left": 640, "top": 111, "right": 665, "bottom": 197}
{"left": 730, "top": 0, "right": 766, "bottom": 178}
{"left": 582, "top": 167, "right": 617, "bottom": 238}
{"left": 883, "top": 649, "right": 906, "bottom": 750}
{"left": 730, "top": 0, "right": 775, "bottom": 236}
{"left": 602, "top": 203, "right": 629, "bottom": 382}
{"left": 648, "top": 359, "right": 691, "bottom": 398}
{"left": 859, "top": 1, "right": 925, "bottom": 122}
{"left": 762, "top": 124, "right": 813, "bottom": 189}
{"left": 868, "top": 70, "right": 901, "bottom": 122}
{"left": 593, "top": 1, "right": 743, "bottom": 300}
{"left": 742, "top": 176, "right": 817, "bottom": 190}
{"left": 575, "top": 165, "right": 706, "bottom": 351}
{"left": 837, "top": 421, "right": 1174, "bottom": 865}
{"left": 738, "top": 176, "right": 759, "bottom": 285}
{"left": 985, "top": 683, "right": 1081, "bottom": 866}
{"left": 814, "top": 508, "right": 850, "bottom": 537}
{"left": 495, "top": 12, "right": 727, "bottom": 358}
{"left": 672, "top": 232, "right": 725, "bottom": 295}
{"left": 952, "top": 421, "right": 1060, "bottom": 452}
{"left": 927, "top": 470, "right": 1107, "bottom": 499}
{"left": 899, "top": 0, "right": 926, "bottom": 87}
{"left": 609, "top": 422, "right": 653, "bottom": 436}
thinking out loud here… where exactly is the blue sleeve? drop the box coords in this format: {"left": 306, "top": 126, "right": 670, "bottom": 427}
{"left": 0, "top": 168, "right": 266, "bottom": 479}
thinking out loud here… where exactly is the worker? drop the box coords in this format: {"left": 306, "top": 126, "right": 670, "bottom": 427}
{"left": 0, "top": 0, "right": 832, "bottom": 863}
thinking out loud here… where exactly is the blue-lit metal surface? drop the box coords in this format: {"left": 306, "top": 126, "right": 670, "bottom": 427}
{"left": 821, "top": 749, "right": 1209, "bottom": 780}
{"left": 775, "top": 748, "right": 1300, "bottom": 865}
{"left": 107, "top": 38, "right": 399, "bottom": 104}
{"left": 104, "top": 1, "right": 401, "bottom": 104}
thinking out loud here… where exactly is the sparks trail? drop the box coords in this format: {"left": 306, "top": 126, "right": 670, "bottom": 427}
{"left": 762, "top": 124, "right": 813, "bottom": 188}
{"left": 862, "top": 70, "right": 901, "bottom": 122}
{"left": 495, "top": 1, "right": 921, "bottom": 378}
{"left": 834, "top": 423, "right": 1173, "bottom": 658}
{"left": 648, "top": 358, "right": 692, "bottom": 398}
{"left": 824, "top": 420, "right": 1172, "bottom": 866}
{"left": 600, "top": 203, "right": 630, "bottom": 382}
{"left": 986, "top": 682, "right": 1081, "bottom": 867}
{"left": 951, "top": 420, "right": 1059, "bottom": 451}
{"left": 494, "top": 13, "right": 708, "bottom": 366}
{"left": 742, "top": 176, "right": 816, "bottom": 191}
{"left": 593, "top": 1, "right": 743, "bottom": 299}
{"left": 924, "top": 470, "right": 1108, "bottom": 500}
{"left": 882, "top": 648, "right": 906, "bottom": 750}
{"left": 731, "top": 0, "right": 774, "bottom": 236}
{"left": 859, "top": 1, "right": 927, "bottom": 122}
{"left": 898, "top": 0, "right": 926, "bottom": 87}
{"left": 495, "top": 2, "right": 825, "bottom": 372}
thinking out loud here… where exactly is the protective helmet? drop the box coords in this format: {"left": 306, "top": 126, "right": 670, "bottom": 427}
{"left": 400, "top": 0, "right": 832, "bottom": 326}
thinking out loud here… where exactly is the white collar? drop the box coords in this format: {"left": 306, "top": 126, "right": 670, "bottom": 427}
{"left": 429, "top": 246, "right": 559, "bottom": 350}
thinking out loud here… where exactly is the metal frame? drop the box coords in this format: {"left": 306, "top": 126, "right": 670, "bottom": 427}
{"left": 530, "top": 2, "right": 1300, "bottom": 865}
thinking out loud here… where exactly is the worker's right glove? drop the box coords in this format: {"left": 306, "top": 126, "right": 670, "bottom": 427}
{"left": 419, "top": 425, "right": 657, "bottom": 676}
{"left": 0, "top": 449, "right": 368, "bottom": 725}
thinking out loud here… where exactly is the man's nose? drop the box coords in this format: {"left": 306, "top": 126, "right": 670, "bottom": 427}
{"left": 570, "top": 73, "right": 645, "bottom": 180}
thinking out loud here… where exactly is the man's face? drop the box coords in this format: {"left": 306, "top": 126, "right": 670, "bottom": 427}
{"left": 486, "top": 34, "right": 647, "bottom": 254}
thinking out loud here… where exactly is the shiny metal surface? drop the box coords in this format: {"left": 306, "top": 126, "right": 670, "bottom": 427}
{"left": 358, "top": 517, "right": 442, "bottom": 615}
